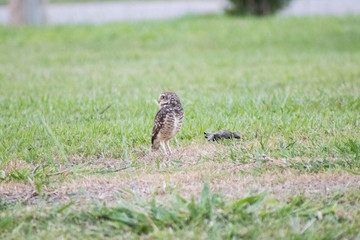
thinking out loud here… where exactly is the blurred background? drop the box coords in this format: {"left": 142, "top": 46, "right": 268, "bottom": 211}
{"left": 1, "top": 0, "right": 360, "bottom": 25}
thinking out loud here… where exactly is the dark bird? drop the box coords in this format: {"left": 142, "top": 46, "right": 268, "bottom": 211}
{"left": 204, "top": 130, "right": 240, "bottom": 141}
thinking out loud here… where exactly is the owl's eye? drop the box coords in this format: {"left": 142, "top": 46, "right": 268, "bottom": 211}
{"left": 160, "top": 96, "right": 165, "bottom": 99}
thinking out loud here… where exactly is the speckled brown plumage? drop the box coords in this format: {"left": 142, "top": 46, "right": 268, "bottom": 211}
{"left": 152, "top": 92, "right": 184, "bottom": 154}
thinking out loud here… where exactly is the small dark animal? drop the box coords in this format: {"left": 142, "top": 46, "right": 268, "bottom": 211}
{"left": 204, "top": 130, "right": 240, "bottom": 141}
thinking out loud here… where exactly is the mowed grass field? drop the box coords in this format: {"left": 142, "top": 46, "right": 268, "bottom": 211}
{"left": 1, "top": 15, "right": 360, "bottom": 239}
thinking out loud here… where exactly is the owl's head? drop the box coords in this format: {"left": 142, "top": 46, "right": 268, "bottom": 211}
{"left": 158, "top": 92, "right": 182, "bottom": 108}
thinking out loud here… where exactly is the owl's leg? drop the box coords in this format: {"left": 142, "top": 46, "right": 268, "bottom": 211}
{"left": 160, "top": 141, "right": 168, "bottom": 155}
{"left": 152, "top": 140, "right": 160, "bottom": 151}
{"left": 165, "top": 141, "right": 172, "bottom": 154}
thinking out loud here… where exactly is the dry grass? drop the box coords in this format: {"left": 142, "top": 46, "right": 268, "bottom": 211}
{"left": 2, "top": 144, "right": 359, "bottom": 206}
{"left": 0, "top": 160, "right": 36, "bottom": 175}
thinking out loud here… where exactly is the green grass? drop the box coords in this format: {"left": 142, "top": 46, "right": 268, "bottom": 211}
{"left": 1, "top": 15, "right": 359, "bottom": 165}
{"left": 1, "top": 15, "right": 360, "bottom": 238}
{"left": 1, "top": 184, "right": 360, "bottom": 239}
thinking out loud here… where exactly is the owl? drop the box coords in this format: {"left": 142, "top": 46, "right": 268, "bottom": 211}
{"left": 152, "top": 92, "right": 184, "bottom": 154}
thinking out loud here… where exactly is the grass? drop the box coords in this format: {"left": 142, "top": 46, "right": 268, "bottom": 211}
{"left": 1, "top": 15, "right": 360, "bottom": 238}
{"left": 1, "top": 184, "right": 360, "bottom": 239}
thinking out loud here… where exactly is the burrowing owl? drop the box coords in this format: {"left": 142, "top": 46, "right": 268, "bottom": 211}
{"left": 152, "top": 92, "right": 184, "bottom": 154}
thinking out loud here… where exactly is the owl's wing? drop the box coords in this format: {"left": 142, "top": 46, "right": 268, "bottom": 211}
{"left": 151, "top": 108, "right": 167, "bottom": 144}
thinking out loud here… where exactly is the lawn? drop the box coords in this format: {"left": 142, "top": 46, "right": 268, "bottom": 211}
{"left": 0, "top": 15, "right": 360, "bottom": 239}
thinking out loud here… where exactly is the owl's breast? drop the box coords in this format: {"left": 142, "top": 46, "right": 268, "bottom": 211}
{"left": 171, "top": 113, "right": 182, "bottom": 137}
{"left": 159, "top": 109, "right": 183, "bottom": 140}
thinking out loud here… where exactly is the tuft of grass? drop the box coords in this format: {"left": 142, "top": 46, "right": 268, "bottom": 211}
{"left": 1, "top": 184, "right": 360, "bottom": 239}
